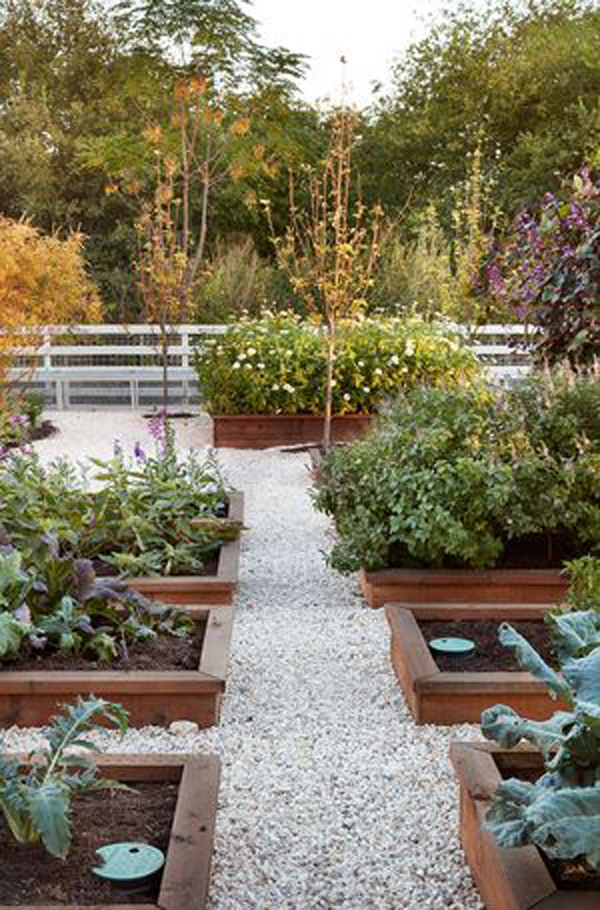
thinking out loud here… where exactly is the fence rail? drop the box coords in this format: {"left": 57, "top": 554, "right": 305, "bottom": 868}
{"left": 6, "top": 322, "right": 533, "bottom": 409}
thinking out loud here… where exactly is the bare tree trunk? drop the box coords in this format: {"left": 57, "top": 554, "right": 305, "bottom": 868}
{"left": 161, "top": 326, "right": 169, "bottom": 411}
{"left": 323, "top": 323, "right": 335, "bottom": 449}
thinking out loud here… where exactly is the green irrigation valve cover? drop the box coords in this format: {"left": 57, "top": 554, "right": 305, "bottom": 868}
{"left": 429, "top": 637, "right": 475, "bottom": 655}
{"left": 93, "top": 843, "right": 165, "bottom": 884}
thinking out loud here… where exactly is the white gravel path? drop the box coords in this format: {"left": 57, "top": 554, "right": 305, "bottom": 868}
{"left": 5, "top": 410, "right": 484, "bottom": 909}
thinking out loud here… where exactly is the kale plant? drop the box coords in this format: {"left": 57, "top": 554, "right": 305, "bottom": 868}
{"left": 481, "top": 557, "right": 600, "bottom": 872}
{"left": 0, "top": 696, "right": 128, "bottom": 858}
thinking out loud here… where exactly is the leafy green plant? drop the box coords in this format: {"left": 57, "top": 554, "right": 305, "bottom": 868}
{"left": 0, "top": 427, "right": 237, "bottom": 579}
{"left": 0, "top": 696, "right": 128, "bottom": 858}
{"left": 0, "top": 543, "right": 192, "bottom": 664}
{"left": 316, "top": 368, "right": 600, "bottom": 572}
{"left": 193, "top": 310, "right": 479, "bottom": 416}
{"left": 481, "top": 557, "right": 600, "bottom": 872}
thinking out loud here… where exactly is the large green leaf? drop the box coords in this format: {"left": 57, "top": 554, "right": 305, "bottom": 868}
{"left": 481, "top": 703, "right": 572, "bottom": 755}
{"left": 0, "top": 612, "right": 27, "bottom": 660}
{"left": 563, "top": 648, "right": 600, "bottom": 704}
{"left": 546, "top": 610, "right": 600, "bottom": 661}
{"left": 485, "top": 778, "right": 536, "bottom": 847}
{"left": 530, "top": 788, "right": 600, "bottom": 870}
{"left": 25, "top": 781, "right": 71, "bottom": 858}
{"left": 498, "top": 623, "right": 571, "bottom": 702}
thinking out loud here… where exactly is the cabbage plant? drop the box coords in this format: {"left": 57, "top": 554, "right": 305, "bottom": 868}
{"left": 0, "top": 696, "right": 128, "bottom": 858}
{"left": 481, "top": 573, "right": 600, "bottom": 872}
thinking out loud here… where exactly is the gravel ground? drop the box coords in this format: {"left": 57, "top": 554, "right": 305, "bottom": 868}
{"left": 5, "top": 410, "right": 483, "bottom": 909}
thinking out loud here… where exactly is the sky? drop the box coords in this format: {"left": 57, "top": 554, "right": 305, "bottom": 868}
{"left": 250, "top": 0, "right": 452, "bottom": 108}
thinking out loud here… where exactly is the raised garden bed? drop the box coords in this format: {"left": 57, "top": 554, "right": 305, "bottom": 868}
{"left": 0, "top": 753, "right": 220, "bottom": 909}
{"left": 212, "top": 414, "right": 372, "bottom": 449}
{"left": 127, "top": 491, "right": 244, "bottom": 606}
{"left": 0, "top": 607, "right": 233, "bottom": 728}
{"left": 450, "top": 742, "right": 600, "bottom": 909}
{"left": 385, "top": 605, "right": 566, "bottom": 725}
{"left": 361, "top": 566, "right": 568, "bottom": 609}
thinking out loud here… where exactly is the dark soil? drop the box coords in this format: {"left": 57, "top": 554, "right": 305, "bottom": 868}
{"left": 496, "top": 759, "right": 600, "bottom": 891}
{"left": 419, "top": 619, "right": 556, "bottom": 672}
{"left": 5, "top": 623, "right": 205, "bottom": 671}
{"left": 0, "top": 781, "right": 178, "bottom": 905}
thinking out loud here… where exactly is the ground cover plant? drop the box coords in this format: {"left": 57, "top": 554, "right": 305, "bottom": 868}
{"left": 0, "top": 417, "right": 239, "bottom": 579}
{"left": 0, "top": 696, "right": 128, "bottom": 858}
{"left": 193, "top": 310, "right": 479, "bottom": 417}
{"left": 316, "top": 368, "right": 600, "bottom": 572}
{"left": 481, "top": 556, "right": 600, "bottom": 872}
{"left": 0, "top": 391, "right": 47, "bottom": 453}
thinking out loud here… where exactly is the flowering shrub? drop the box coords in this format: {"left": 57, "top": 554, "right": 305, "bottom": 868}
{"left": 0, "top": 391, "right": 44, "bottom": 453}
{"left": 193, "top": 311, "right": 479, "bottom": 415}
{"left": 316, "top": 368, "right": 600, "bottom": 572}
{"left": 489, "top": 167, "right": 600, "bottom": 364}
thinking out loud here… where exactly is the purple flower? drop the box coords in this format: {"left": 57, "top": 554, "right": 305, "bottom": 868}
{"left": 134, "top": 441, "right": 146, "bottom": 460}
{"left": 113, "top": 439, "right": 123, "bottom": 457}
{"left": 14, "top": 605, "right": 31, "bottom": 625}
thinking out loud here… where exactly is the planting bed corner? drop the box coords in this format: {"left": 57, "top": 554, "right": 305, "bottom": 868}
{"left": 361, "top": 566, "right": 568, "bottom": 609}
{"left": 0, "top": 607, "right": 233, "bottom": 728}
{"left": 450, "top": 742, "right": 600, "bottom": 909}
{"left": 212, "top": 414, "right": 372, "bottom": 449}
{"left": 0, "top": 753, "right": 220, "bottom": 910}
{"left": 128, "top": 491, "right": 244, "bottom": 606}
{"left": 385, "top": 605, "right": 564, "bottom": 725}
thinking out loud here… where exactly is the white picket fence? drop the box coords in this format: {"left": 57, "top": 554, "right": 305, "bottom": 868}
{"left": 7, "top": 322, "right": 533, "bottom": 409}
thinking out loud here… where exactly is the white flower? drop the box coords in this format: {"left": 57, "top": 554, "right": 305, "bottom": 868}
{"left": 363, "top": 386, "right": 371, "bottom": 393}
{"left": 285, "top": 349, "right": 293, "bottom": 356}
{"left": 244, "top": 363, "right": 252, "bottom": 370}
{"left": 271, "top": 383, "right": 280, "bottom": 391}
{"left": 283, "top": 383, "right": 295, "bottom": 393}
{"left": 405, "top": 340, "right": 416, "bottom": 356}
{"left": 238, "top": 352, "right": 247, "bottom": 361}
{"left": 247, "top": 347, "right": 257, "bottom": 356}
{"left": 358, "top": 360, "right": 365, "bottom": 367}
{"left": 331, "top": 380, "right": 337, "bottom": 387}
{"left": 216, "top": 346, "right": 224, "bottom": 354}
{"left": 343, "top": 393, "right": 351, "bottom": 401}
{"left": 374, "top": 367, "right": 383, "bottom": 376}
{"left": 388, "top": 354, "right": 400, "bottom": 366}
{"left": 232, "top": 362, "right": 241, "bottom": 370}
{"left": 258, "top": 362, "right": 265, "bottom": 369}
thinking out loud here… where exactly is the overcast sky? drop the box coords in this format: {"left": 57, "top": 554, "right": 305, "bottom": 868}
{"left": 251, "top": 0, "right": 453, "bottom": 108}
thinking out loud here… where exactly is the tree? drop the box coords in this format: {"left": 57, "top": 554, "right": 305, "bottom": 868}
{"left": 0, "top": 217, "right": 100, "bottom": 398}
{"left": 267, "top": 108, "right": 383, "bottom": 448}
{"left": 358, "top": 0, "right": 600, "bottom": 225}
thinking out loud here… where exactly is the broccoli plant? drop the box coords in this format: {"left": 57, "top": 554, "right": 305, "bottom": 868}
{"left": 0, "top": 696, "right": 128, "bottom": 858}
{"left": 481, "top": 557, "right": 600, "bottom": 872}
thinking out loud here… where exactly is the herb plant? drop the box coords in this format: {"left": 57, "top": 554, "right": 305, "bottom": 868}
{"left": 316, "top": 368, "right": 600, "bottom": 572}
{"left": 193, "top": 310, "right": 479, "bottom": 416}
{"left": 481, "top": 557, "right": 600, "bottom": 872}
{"left": 0, "top": 696, "right": 128, "bottom": 858}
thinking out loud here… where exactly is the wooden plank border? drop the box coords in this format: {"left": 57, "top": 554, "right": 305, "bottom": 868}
{"left": 0, "top": 753, "right": 221, "bottom": 910}
{"left": 212, "top": 414, "right": 373, "bottom": 449}
{"left": 0, "top": 607, "right": 234, "bottom": 728}
{"left": 129, "top": 491, "right": 244, "bottom": 605}
{"left": 361, "top": 566, "right": 568, "bottom": 609}
{"left": 450, "top": 742, "right": 600, "bottom": 909}
{"left": 385, "top": 605, "right": 565, "bottom": 725}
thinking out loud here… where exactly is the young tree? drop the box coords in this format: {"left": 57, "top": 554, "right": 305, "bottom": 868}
{"left": 267, "top": 108, "right": 383, "bottom": 448}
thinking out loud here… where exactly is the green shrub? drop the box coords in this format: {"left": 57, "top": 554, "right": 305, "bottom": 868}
{"left": 193, "top": 310, "right": 479, "bottom": 415}
{"left": 316, "top": 368, "right": 600, "bottom": 572}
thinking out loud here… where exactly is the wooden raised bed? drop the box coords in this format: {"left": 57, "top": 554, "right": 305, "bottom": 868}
{"left": 361, "top": 566, "right": 568, "bottom": 609}
{"left": 450, "top": 742, "right": 600, "bottom": 909}
{"left": 212, "top": 414, "right": 373, "bottom": 448}
{"left": 0, "top": 753, "right": 220, "bottom": 910}
{"left": 0, "top": 607, "right": 233, "bottom": 728}
{"left": 385, "top": 605, "right": 564, "bottom": 725}
{"left": 128, "top": 491, "right": 244, "bottom": 606}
